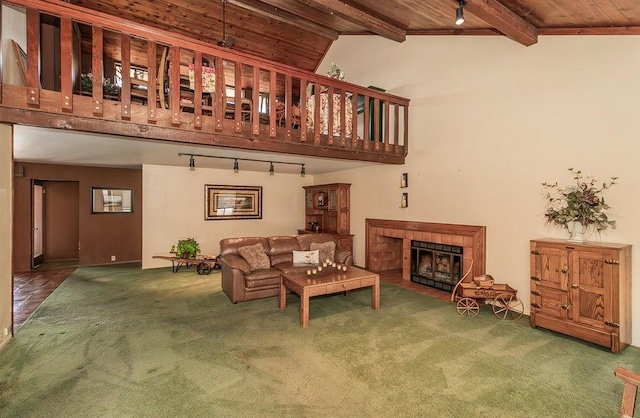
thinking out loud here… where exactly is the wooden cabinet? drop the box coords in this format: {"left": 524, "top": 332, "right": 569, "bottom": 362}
{"left": 300, "top": 183, "right": 352, "bottom": 251}
{"left": 530, "top": 238, "right": 632, "bottom": 353}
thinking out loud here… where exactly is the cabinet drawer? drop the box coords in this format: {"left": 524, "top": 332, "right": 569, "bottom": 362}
{"left": 326, "top": 279, "right": 361, "bottom": 293}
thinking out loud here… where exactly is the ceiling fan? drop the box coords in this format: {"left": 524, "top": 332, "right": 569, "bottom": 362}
{"left": 217, "top": 0, "right": 235, "bottom": 48}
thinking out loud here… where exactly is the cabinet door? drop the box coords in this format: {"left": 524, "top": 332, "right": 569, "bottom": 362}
{"left": 570, "top": 249, "right": 614, "bottom": 329}
{"left": 531, "top": 244, "right": 571, "bottom": 319}
{"left": 328, "top": 189, "right": 337, "bottom": 211}
{"left": 305, "top": 192, "right": 313, "bottom": 213}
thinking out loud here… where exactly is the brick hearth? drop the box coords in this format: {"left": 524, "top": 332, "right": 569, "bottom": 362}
{"left": 365, "top": 219, "right": 486, "bottom": 282}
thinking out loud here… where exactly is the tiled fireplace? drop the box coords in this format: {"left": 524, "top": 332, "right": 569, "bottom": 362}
{"left": 365, "top": 219, "right": 486, "bottom": 288}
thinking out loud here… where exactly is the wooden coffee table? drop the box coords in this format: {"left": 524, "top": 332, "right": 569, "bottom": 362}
{"left": 279, "top": 266, "right": 380, "bottom": 328}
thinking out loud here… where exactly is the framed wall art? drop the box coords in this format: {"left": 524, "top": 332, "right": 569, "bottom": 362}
{"left": 205, "top": 185, "right": 262, "bottom": 220}
{"left": 91, "top": 187, "right": 133, "bottom": 213}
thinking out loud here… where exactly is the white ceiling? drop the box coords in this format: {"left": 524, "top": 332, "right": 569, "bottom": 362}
{"left": 12, "top": 125, "right": 379, "bottom": 176}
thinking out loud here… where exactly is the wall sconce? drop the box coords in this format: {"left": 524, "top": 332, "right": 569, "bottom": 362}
{"left": 189, "top": 155, "right": 195, "bottom": 171}
{"left": 301, "top": 164, "right": 306, "bottom": 177}
{"left": 400, "top": 173, "right": 408, "bottom": 188}
{"left": 233, "top": 159, "right": 239, "bottom": 173}
{"left": 401, "top": 192, "right": 408, "bottom": 208}
{"left": 269, "top": 162, "right": 275, "bottom": 175}
{"left": 455, "top": 0, "right": 466, "bottom": 26}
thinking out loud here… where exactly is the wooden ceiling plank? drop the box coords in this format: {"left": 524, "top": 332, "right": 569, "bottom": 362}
{"left": 464, "top": 0, "right": 538, "bottom": 46}
{"left": 300, "top": 0, "right": 406, "bottom": 42}
{"left": 228, "top": 0, "right": 339, "bottom": 40}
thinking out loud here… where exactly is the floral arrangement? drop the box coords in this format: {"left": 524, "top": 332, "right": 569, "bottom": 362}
{"left": 80, "top": 73, "right": 120, "bottom": 96}
{"left": 327, "top": 62, "right": 345, "bottom": 81}
{"left": 542, "top": 168, "right": 617, "bottom": 231}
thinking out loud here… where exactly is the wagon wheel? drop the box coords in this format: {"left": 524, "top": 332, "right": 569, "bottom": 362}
{"left": 196, "top": 262, "right": 212, "bottom": 275}
{"left": 456, "top": 297, "right": 480, "bottom": 317}
{"left": 492, "top": 294, "right": 524, "bottom": 320}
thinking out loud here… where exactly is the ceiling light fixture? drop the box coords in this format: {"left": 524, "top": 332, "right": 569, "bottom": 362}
{"left": 455, "top": 0, "right": 466, "bottom": 26}
{"left": 178, "top": 153, "right": 307, "bottom": 177}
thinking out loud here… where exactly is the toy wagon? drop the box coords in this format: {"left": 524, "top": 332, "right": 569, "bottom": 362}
{"left": 451, "top": 274, "right": 524, "bottom": 320}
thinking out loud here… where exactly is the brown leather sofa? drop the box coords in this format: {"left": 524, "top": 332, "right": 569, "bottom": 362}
{"left": 219, "top": 234, "right": 353, "bottom": 303}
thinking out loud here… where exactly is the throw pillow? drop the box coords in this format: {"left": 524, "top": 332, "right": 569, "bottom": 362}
{"left": 310, "top": 241, "right": 336, "bottom": 264}
{"left": 292, "top": 250, "right": 319, "bottom": 265}
{"left": 238, "top": 243, "right": 271, "bottom": 271}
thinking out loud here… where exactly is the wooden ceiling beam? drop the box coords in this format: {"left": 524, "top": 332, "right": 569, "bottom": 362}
{"left": 300, "top": 0, "right": 406, "bottom": 42}
{"left": 463, "top": 0, "right": 538, "bottom": 46}
{"left": 228, "top": 0, "right": 339, "bottom": 40}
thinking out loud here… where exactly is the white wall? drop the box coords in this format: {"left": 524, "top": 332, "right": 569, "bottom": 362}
{"left": 0, "top": 124, "right": 14, "bottom": 348}
{"left": 316, "top": 35, "right": 640, "bottom": 346}
{"left": 142, "top": 164, "right": 313, "bottom": 268}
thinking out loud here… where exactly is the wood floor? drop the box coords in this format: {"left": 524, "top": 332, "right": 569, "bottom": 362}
{"left": 11, "top": 267, "right": 450, "bottom": 330}
{"left": 13, "top": 265, "right": 77, "bottom": 328}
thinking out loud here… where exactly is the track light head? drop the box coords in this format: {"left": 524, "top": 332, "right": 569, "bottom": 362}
{"left": 300, "top": 164, "right": 306, "bottom": 178}
{"left": 269, "top": 162, "right": 275, "bottom": 175}
{"left": 189, "top": 155, "right": 195, "bottom": 171}
{"left": 455, "top": 0, "right": 466, "bottom": 26}
{"left": 233, "top": 159, "right": 239, "bottom": 173}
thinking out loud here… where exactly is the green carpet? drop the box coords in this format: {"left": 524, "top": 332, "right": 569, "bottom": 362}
{"left": 1, "top": 266, "right": 638, "bottom": 417}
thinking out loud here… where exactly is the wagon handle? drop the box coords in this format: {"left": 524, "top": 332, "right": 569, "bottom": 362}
{"left": 450, "top": 259, "right": 474, "bottom": 302}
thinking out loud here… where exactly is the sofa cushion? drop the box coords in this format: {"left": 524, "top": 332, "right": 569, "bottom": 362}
{"left": 238, "top": 243, "right": 270, "bottom": 271}
{"left": 245, "top": 268, "right": 282, "bottom": 288}
{"left": 293, "top": 249, "right": 319, "bottom": 265}
{"left": 296, "top": 233, "right": 335, "bottom": 251}
{"left": 311, "top": 241, "right": 336, "bottom": 263}
{"left": 267, "top": 236, "right": 300, "bottom": 265}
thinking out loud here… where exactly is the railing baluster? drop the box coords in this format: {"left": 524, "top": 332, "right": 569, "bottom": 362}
{"left": 194, "top": 51, "right": 203, "bottom": 129}
{"left": 147, "top": 42, "right": 157, "bottom": 122}
{"left": 339, "top": 89, "right": 346, "bottom": 147}
{"left": 363, "top": 94, "right": 370, "bottom": 151}
{"left": 383, "top": 101, "right": 390, "bottom": 153}
{"left": 214, "top": 56, "right": 224, "bottom": 131}
{"left": 120, "top": 34, "right": 131, "bottom": 120}
{"left": 252, "top": 66, "right": 259, "bottom": 135}
{"left": 169, "top": 46, "right": 181, "bottom": 125}
{"left": 300, "top": 77, "right": 308, "bottom": 143}
{"left": 60, "top": 17, "right": 73, "bottom": 112}
{"left": 91, "top": 26, "right": 104, "bottom": 116}
{"left": 285, "top": 74, "right": 292, "bottom": 141}
{"left": 314, "top": 83, "right": 320, "bottom": 145}
{"left": 351, "top": 92, "right": 358, "bottom": 149}
{"left": 26, "top": 8, "right": 40, "bottom": 106}
{"left": 393, "top": 104, "right": 400, "bottom": 155}
{"left": 268, "top": 70, "right": 276, "bottom": 138}
{"left": 234, "top": 61, "right": 242, "bottom": 133}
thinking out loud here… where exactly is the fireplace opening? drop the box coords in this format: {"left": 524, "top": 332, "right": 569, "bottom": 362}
{"left": 411, "top": 240, "right": 463, "bottom": 292}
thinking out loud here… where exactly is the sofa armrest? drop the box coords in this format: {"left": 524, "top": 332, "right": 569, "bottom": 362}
{"left": 219, "top": 254, "right": 251, "bottom": 274}
{"left": 335, "top": 249, "right": 353, "bottom": 266}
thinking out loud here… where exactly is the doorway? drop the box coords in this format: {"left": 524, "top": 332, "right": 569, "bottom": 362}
{"left": 31, "top": 180, "right": 80, "bottom": 268}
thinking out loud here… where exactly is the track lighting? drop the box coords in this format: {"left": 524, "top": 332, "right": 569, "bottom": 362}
{"left": 178, "top": 153, "right": 307, "bottom": 176}
{"left": 455, "top": 0, "right": 466, "bottom": 26}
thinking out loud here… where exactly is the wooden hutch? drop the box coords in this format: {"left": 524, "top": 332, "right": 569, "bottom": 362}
{"left": 299, "top": 183, "right": 353, "bottom": 252}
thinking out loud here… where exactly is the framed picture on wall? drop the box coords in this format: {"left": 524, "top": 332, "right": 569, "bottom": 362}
{"left": 205, "top": 185, "right": 262, "bottom": 220}
{"left": 91, "top": 187, "right": 133, "bottom": 213}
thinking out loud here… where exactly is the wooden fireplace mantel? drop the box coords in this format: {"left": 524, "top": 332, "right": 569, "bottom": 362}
{"left": 364, "top": 218, "right": 486, "bottom": 282}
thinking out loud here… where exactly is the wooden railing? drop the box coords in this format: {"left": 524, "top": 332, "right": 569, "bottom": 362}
{"left": 0, "top": 0, "right": 409, "bottom": 163}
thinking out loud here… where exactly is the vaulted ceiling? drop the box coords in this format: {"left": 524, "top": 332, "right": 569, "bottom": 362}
{"left": 68, "top": 0, "right": 640, "bottom": 72}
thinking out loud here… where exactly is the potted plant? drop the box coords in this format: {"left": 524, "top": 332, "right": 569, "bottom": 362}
{"left": 170, "top": 237, "right": 201, "bottom": 259}
{"left": 80, "top": 73, "right": 121, "bottom": 97}
{"left": 542, "top": 168, "right": 617, "bottom": 242}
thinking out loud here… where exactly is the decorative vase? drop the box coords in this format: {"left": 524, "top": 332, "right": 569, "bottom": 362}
{"left": 566, "top": 221, "right": 586, "bottom": 243}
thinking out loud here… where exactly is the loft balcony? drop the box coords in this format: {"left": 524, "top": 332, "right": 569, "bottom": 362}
{"left": 0, "top": 0, "right": 409, "bottom": 164}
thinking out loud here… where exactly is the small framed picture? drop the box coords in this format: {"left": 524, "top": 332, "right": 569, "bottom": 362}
{"left": 91, "top": 187, "right": 133, "bottom": 213}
